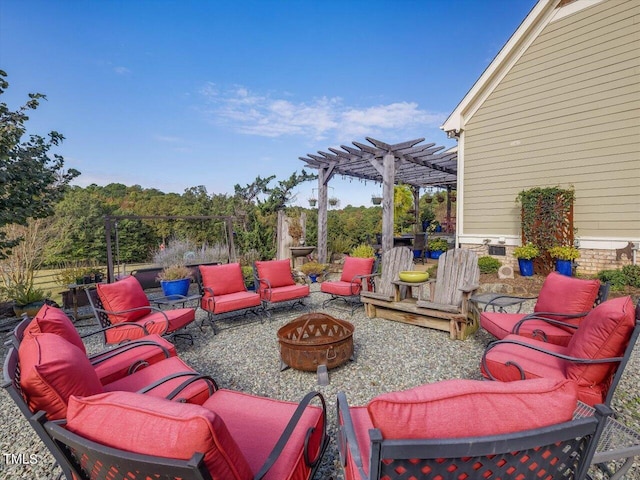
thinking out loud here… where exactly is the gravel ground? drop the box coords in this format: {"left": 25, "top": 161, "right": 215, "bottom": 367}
{"left": 1, "top": 284, "right": 638, "bottom": 479}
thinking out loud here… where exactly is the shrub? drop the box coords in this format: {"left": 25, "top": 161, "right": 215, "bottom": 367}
{"left": 547, "top": 245, "right": 580, "bottom": 261}
{"left": 241, "top": 266, "right": 254, "bottom": 287}
{"left": 350, "top": 244, "right": 375, "bottom": 258}
{"left": 427, "top": 238, "right": 448, "bottom": 251}
{"left": 299, "top": 261, "right": 327, "bottom": 275}
{"left": 157, "top": 265, "right": 192, "bottom": 281}
{"left": 597, "top": 269, "right": 628, "bottom": 291}
{"left": 512, "top": 243, "right": 540, "bottom": 260}
{"left": 330, "top": 235, "right": 352, "bottom": 254}
{"left": 240, "top": 248, "right": 260, "bottom": 266}
{"left": 478, "top": 256, "right": 502, "bottom": 274}
{"left": 427, "top": 264, "right": 438, "bottom": 278}
{"left": 622, "top": 264, "right": 640, "bottom": 288}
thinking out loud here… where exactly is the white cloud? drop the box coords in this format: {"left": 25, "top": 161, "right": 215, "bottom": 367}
{"left": 114, "top": 66, "right": 131, "bottom": 75}
{"left": 199, "top": 85, "right": 445, "bottom": 141}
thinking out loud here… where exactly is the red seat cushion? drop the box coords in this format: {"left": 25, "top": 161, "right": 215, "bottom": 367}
{"left": 65, "top": 391, "right": 253, "bottom": 480}
{"left": 97, "top": 276, "right": 151, "bottom": 323}
{"left": 201, "top": 291, "right": 262, "bottom": 314}
{"left": 321, "top": 280, "right": 362, "bottom": 296}
{"left": 18, "top": 333, "right": 104, "bottom": 420}
{"left": 262, "top": 284, "right": 310, "bottom": 303}
{"left": 565, "top": 296, "right": 635, "bottom": 396}
{"left": 103, "top": 308, "right": 194, "bottom": 344}
{"left": 480, "top": 312, "right": 574, "bottom": 346}
{"left": 534, "top": 272, "right": 600, "bottom": 326}
{"left": 367, "top": 378, "right": 577, "bottom": 439}
{"left": 91, "top": 334, "right": 177, "bottom": 385}
{"left": 341, "top": 257, "right": 374, "bottom": 282}
{"left": 255, "top": 259, "right": 296, "bottom": 289}
{"left": 203, "top": 389, "right": 324, "bottom": 480}
{"left": 103, "top": 356, "right": 212, "bottom": 405}
{"left": 24, "top": 304, "right": 86, "bottom": 354}
{"left": 200, "top": 263, "right": 246, "bottom": 296}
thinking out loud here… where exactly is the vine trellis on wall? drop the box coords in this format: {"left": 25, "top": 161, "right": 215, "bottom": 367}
{"left": 516, "top": 186, "right": 575, "bottom": 275}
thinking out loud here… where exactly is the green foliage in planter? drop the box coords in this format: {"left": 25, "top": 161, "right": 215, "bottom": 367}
{"left": 299, "top": 261, "right": 327, "bottom": 276}
{"left": 621, "top": 265, "right": 640, "bottom": 288}
{"left": 157, "top": 265, "right": 192, "bottom": 281}
{"left": 547, "top": 245, "right": 580, "bottom": 261}
{"left": 427, "top": 238, "right": 448, "bottom": 251}
{"left": 241, "top": 266, "right": 254, "bottom": 287}
{"left": 350, "top": 244, "right": 375, "bottom": 258}
{"left": 477, "top": 256, "right": 502, "bottom": 274}
{"left": 512, "top": 243, "right": 540, "bottom": 260}
{"left": 6, "top": 283, "right": 48, "bottom": 306}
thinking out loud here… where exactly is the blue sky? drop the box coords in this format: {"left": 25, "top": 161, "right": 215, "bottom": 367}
{"left": 1, "top": 0, "right": 537, "bottom": 207}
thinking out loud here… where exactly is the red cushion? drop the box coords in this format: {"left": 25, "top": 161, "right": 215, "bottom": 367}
{"left": 200, "top": 263, "right": 246, "bottom": 296}
{"left": 203, "top": 389, "right": 324, "bottom": 480}
{"left": 534, "top": 272, "right": 600, "bottom": 325}
{"left": 321, "top": 280, "right": 362, "bottom": 296}
{"left": 261, "top": 284, "right": 309, "bottom": 303}
{"left": 91, "top": 334, "right": 177, "bottom": 385}
{"left": 367, "top": 378, "right": 577, "bottom": 439}
{"left": 255, "top": 259, "right": 295, "bottom": 289}
{"left": 343, "top": 406, "right": 373, "bottom": 479}
{"left": 24, "top": 304, "right": 86, "bottom": 354}
{"left": 18, "top": 333, "right": 103, "bottom": 420}
{"left": 66, "top": 391, "right": 253, "bottom": 480}
{"left": 341, "top": 257, "right": 374, "bottom": 283}
{"left": 481, "top": 312, "right": 574, "bottom": 346}
{"left": 565, "top": 296, "right": 635, "bottom": 389}
{"left": 97, "top": 276, "right": 151, "bottom": 323}
{"left": 103, "top": 308, "right": 194, "bottom": 344}
{"left": 103, "top": 356, "right": 212, "bottom": 405}
{"left": 201, "top": 291, "right": 262, "bottom": 314}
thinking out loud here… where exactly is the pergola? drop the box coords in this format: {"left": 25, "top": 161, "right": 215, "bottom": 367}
{"left": 299, "top": 137, "right": 457, "bottom": 263}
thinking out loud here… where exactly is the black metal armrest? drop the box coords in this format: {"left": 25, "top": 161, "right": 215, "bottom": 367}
{"left": 512, "top": 314, "right": 583, "bottom": 337}
{"left": 88, "top": 340, "right": 172, "bottom": 366}
{"left": 481, "top": 338, "right": 623, "bottom": 381}
{"left": 254, "top": 391, "right": 327, "bottom": 480}
{"left": 165, "top": 374, "right": 218, "bottom": 401}
{"left": 81, "top": 322, "right": 151, "bottom": 338}
{"left": 336, "top": 391, "right": 368, "bottom": 480}
{"left": 137, "top": 371, "right": 210, "bottom": 395}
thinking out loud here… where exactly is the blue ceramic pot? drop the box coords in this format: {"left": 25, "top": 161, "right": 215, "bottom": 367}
{"left": 430, "top": 250, "right": 444, "bottom": 259}
{"left": 518, "top": 259, "right": 534, "bottom": 277}
{"left": 555, "top": 259, "right": 573, "bottom": 276}
{"left": 160, "top": 278, "right": 191, "bottom": 297}
{"left": 308, "top": 274, "right": 318, "bottom": 283}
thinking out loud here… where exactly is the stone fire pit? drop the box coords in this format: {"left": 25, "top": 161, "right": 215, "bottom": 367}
{"left": 277, "top": 313, "right": 354, "bottom": 383}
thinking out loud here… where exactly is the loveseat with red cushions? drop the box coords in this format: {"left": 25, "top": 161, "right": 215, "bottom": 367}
{"left": 198, "top": 263, "right": 263, "bottom": 333}
{"left": 255, "top": 259, "right": 310, "bottom": 314}
{"left": 481, "top": 296, "right": 640, "bottom": 406}
{"left": 337, "top": 378, "right": 610, "bottom": 480}
{"left": 480, "top": 272, "right": 609, "bottom": 346}
{"left": 88, "top": 275, "right": 196, "bottom": 344}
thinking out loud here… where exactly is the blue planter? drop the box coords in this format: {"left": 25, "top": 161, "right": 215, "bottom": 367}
{"left": 160, "top": 278, "right": 191, "bottom": 298}
{"left": 517, "top": 258, "right": 534, "bottom": 277}
{"left": 430, "top": 250, "right": 444, "bottom": 259}
{"left": 413, "top": 249, "right": 424, "bottom": 259}
{"left": 555, "top": 259, "right": 573, "bottom": 277}
{"left": 308, "top": 274, "right": 319, "bottom": 283}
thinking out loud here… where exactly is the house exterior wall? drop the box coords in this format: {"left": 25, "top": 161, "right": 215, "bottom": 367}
{"left": 457, "top": 0, "right": 639, "bottom": 274}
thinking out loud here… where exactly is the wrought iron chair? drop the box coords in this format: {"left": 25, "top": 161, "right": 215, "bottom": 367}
{"left": 482, "top": 297, "right": 640, "bottom": 407}
{"left": 254, "top": 259, "right": 310, "bottom": 316}
{"left": 480, "top": 272, "right": 609, "bottom": 346}
{"left": 321, "top": 256, "right": 376, "bottom": 314}
{"left": 337, "top": 379, "right": 611, "bottom": 480}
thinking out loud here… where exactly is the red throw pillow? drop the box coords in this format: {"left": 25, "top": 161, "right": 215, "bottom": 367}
{"left": 200, "top": 263, "right": 246, "bottom": 296}
{"left": 18, "top": 333, "right": 103, "bottom": 420}
{"left": 66, "top": 391, "right": 253, "bottom": 480}
{"left": 255, "top": 259, "right": 295, "bottom": 288}
{"left": 341, "top": 257, "right": 374, "bottom": 283}
{"left": 534, "top": 272, "right": 600, "bottom": 323}
{"left": 97, "top": 276, "right": 151, "bottom": 323}
{"left": 565, "top": 296, "right": 635, "bottom": 386}
{"left": 24, "top": 304, "right": 86, "bottom": 354}
{"left": 367, "top": 378, "right": 577, "bottom": 439}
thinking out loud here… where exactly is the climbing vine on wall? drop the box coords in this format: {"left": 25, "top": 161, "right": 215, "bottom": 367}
{"left": 516, "top": 186, "right": 575, "bottom": 275}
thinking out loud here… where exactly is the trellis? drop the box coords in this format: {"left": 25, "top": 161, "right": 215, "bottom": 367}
{"left": 299, "top": 137, "right": 457, "bottom": 262}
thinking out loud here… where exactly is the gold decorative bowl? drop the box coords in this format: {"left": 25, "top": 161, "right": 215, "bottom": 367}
{"left": 398, "top": 271, "right": 429, "bottom": 283}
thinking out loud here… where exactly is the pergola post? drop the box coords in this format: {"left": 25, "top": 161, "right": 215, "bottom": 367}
{"left": 412, "top": 186, "right": 421, "bottom": 233}
{"left": 317, "top": 168, "right": 330, "bottom": 263}
{"left": 381, "top": 152, "right": 395, "bottom": 252}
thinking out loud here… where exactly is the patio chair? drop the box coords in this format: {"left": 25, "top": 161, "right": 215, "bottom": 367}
{"left": 414, "top": 248, "right": 480, "bottom": 339}
{"left": 480, "top": 271, "right": 608, "bottom": 346}
{"left": 321, "top": 256, "right": 376, "bottom": 314}
{"left": 337, "top": 378, "right": 610, "bottom": 480}
{"left": 360, "top": 246, "right": 413, "bottom": 304}
{"left": 86, "top": 275, "right": 196, "bottom": 344}
{"left": 39, "top": 388, "right": 328, "bottom": 480}
{"left": 10, "top": 305, "right": 177, "bottom": 385}
{"left": 198, "top": 263, "right": 263, "bottom": 334}
{"left": 481, "top": 296, "right": 640, "bottom": 406}
{"left": 254, "top": 259, "right": 310, "bottom": 315}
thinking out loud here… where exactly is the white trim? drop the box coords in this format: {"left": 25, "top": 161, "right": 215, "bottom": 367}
{"left": 550, "top": 0, "right": 607, "bottom": 22}
{"left": 441, "top": 0, "right": 557, "bottom": 134}
{"left": 459, "top": 235, "right": 639, "bottom": 251}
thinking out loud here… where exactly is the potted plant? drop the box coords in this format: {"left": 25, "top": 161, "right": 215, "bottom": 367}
{"left": 242, "top": 265, "right": 255, "bottom": 291}
{"left": 299, "top": 261, "right": 327, "bottom": 283}
{"left": 371, "top": 194, "right": 383, "bottom": 206}
{"left": 436, "top": 192, "right": 445, "bottom": 203}
{"left": 157, "top": 264, "right": 192, "bottom": 297}
{"left": 329, "top": 197, "right": 339, "bottom": 207}
{"left": 548, "top": 245, "right": 580, "bottom": 276}
{"left": 427, "top": 238, "right": 449, "bottom": 259}
{"left": 308, "top": 198, "right": 317, "bottom": 207}
{"left": 512, "top": 243, "right": 540, "bottom": 277}
{"left": 8, "top": 283, "right": 48, "bottom": 317}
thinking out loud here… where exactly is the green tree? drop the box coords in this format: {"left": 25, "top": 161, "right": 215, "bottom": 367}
{"left": 0, "top": 70, "right": 79, "bottom": 258}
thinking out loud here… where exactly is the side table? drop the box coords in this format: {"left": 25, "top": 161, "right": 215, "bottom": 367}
{"left": 151, "top": 294, "right": 202, "bottom": 310}
{"left": 391, "top": 280, "right": 431, "bottom": 302}
{"left": 469, "top": 292, "right": 536, "bottom": 313}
